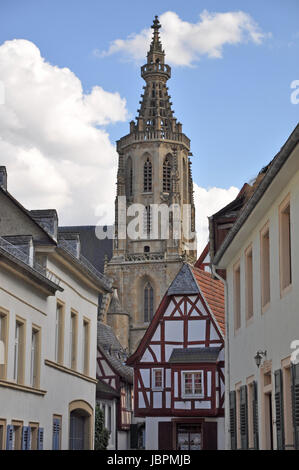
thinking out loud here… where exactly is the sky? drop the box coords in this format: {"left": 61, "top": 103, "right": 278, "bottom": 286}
{"left": 0, "top": 0, "right": 298, "bottom": 251}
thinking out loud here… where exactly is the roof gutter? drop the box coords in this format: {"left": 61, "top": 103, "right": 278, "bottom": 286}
{"left": 213, "top": 124, "right": 299, "bottom": 266}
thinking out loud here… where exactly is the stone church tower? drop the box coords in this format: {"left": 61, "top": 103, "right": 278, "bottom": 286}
{"left": 105, "top": 16, "right": 197, "bottom": 353}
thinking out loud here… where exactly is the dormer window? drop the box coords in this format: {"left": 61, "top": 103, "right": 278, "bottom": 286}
{"left": 182, "top": 371, "right": 204, "bottom": 398}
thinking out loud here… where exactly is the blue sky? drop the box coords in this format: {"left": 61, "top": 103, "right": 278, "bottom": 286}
{"left": 0, "top": 0, "right": 298, "bottom": 248}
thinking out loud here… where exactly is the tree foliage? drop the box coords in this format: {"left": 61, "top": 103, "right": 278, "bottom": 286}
{"left": 94, "top": 404, "right": 110, "bottom": 450}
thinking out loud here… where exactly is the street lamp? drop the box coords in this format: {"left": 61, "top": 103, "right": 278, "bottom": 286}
{"left": 254, "top": 350, "right": 267, "bottom": 368}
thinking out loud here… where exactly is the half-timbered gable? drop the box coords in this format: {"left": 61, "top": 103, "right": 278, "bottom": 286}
{"left": 127, "top": 262, "right": 225, "bottom": 449}
{"left": 96, "top": 322, "right": 133, "bottom": 449}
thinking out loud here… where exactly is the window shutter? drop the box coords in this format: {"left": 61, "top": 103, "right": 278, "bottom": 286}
{"left": 291, "top": 363, "right": 299, "bottom": 449}
{"left": 202, "top": 421, "right": 217, "bottom": 450}
{"left": 274, "top": 369, "right": 285, "bottom": 450}
{"left": 37, "top": 427, "right": 44, "bottom": 450}
{"left": 52, "top": 418, "right": 59, "bottom": 450}
{"left": 240, "top": 385, "right": 248, "bottom": 449}
{"left": 6, "top": 425, "right": 13, "bottom": 450}
{"left": 229, "top": 391, "right": 237, "bottom": 450}
{"left": 22, "top": 426, "right": 31, "bottom": 450}
{"left": 252, "top": 381, "right": 259, "bottom": 450}
{"left": 130, "top": 423, "right": 139, "bottom": 449}
{"left": 158, "top": 422, "right": 173, "bottom": 450}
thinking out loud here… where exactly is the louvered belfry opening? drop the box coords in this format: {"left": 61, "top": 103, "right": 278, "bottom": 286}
{"left": 163, "top": 156, "right": 171, "bottom": 192}
{"left": 144, "top": 158, "right": 152, "bottom": 192}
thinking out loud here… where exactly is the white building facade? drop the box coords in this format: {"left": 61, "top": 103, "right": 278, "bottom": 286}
{"left": 212, "top": 124, "right": 299, "bottom": 450}
{"left": 0, "top": 167, "right": 112, "bottom": 450}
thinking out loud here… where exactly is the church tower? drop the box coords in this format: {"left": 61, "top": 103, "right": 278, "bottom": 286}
{"left": 106, "top": 16, "right": 197, "bottom": 353}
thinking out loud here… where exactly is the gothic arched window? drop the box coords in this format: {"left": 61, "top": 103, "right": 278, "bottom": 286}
{"left": 183, "top": 159, "right": 188, "bottom": 203}
{"left": 144, "top": 158, "right": 152, "bottom": 192}
{"left": 126, "top": 157, "right": 133, "bottom": 196}
{"left": 144, "top": 282, "right": 154, "bottom": 323}
{"left": 163, "top": 156, "right": 171, "bottom": 192}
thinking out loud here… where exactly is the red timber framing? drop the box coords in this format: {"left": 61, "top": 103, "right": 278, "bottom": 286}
{"left": 127, "top": 263, "right": 225, "bottom": 419}
{"left": 97, "top": 346, "right": 132, "bottom": 430}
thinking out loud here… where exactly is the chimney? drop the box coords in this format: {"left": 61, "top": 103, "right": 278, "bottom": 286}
{"left": 0, "top": 166, "right": 7, "bottom": 191}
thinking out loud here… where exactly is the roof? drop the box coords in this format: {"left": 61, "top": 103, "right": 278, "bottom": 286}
{"left": 96, "top": 379, "right": 120, "bottom": 398}
{"left": 191, "top": 267, "right": 225, "bottom": 335}
{"left": 167, "top": 263, "right": 199, "bottom": 295}
{"left": 97, "top": 322, "right": 133, "bottom": 384}
{"left": 169, "top": 347, "right": 222, "bottom": 364}
{"left": 59, "top": 225, "right": 113, "bottom": 274}
{"left": 213, "top": 122, "right": 299, "bottom": 266}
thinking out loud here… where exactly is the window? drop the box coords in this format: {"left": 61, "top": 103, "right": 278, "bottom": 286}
{"left": 144, "top": 158, "right": 152, "bottom": 192}
{"left": 55, "top": 301, "right": 65, "bottom": 364}
{"left": 0, "top": 419, "right": 6, "bottom": 450}
{"left": 183, "top": 159, "right": 188, "bottom": 203}
{"left": 163, "top": 156, "right": 171, "bottom": 192}
{"left": 143, "top": 206, "right": 152, "bottom": 237}
{"left": 13, "top": 318, "right": 25, "bottom": 384}
{"left": 279, "top": 196, "right": 292, "bottom": 293}
{"left": 245, "top": 247, "right": 253, "bottom": 321}
{"left": 152, "top": 369, "right": 163, "bottom": 390}
{"left": 69, "top": 311, "right": 78, "bottom": 370}
{"left": 107, "top": 406, "right": 112, "bottom": 433}
{"left": 282, "top": 360, "right": 294, "bottom": 449}
{"left": 29, "top": 422, "right": 39, "bottom": 450}
{"left": 82, "top": 318, "right": 90, "bottom": 375}
{"left": 30, "top": 326, "right": 41, "bottom": 388}
{"left": 177, "top": 424, "right": 201, "bottom": 450}
{"left": 233, "top": 263, "right": 241, "bottom": 331}
{"left": 52, "top": 415, "right": 62, "bottom": 450}
{"left": 9, "top": 421, "right": 22, "bottom": 450}
{"left": 260, "top": 225, "right": 270, "bottom": 309}
{"left": 0, "top": 308, "right": 8, "bottom": 379}
{"left": 126, "top": 157, "right": 133, "bottom": 196}
{"left": 144, "top": 282, "right": 154, "bottom": 323}
{"left": 182, "top": 371, "right": 203, "bottom": 397}
{"left": 126, "top": 386, "right": 132, "bottom": 410}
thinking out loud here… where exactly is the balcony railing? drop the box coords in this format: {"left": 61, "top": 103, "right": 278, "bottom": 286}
{"left": 117, "top": 130, "right": 190, "bottom": 150}
{"left": 58, "top": 238, "right": 112, "bottom": 291}
{"left": 0, "top": 236, "right": 61, "bottom": 287}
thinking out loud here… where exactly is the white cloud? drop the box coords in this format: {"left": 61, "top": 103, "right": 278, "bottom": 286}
{"left": 194, "top": 183, "right": 240, "bottom": 253}
{"left": 0, "top": 39, "right": 128, "bottom": 225}
{"left": 101, "top": 10, "right": 269, "bottom": 66}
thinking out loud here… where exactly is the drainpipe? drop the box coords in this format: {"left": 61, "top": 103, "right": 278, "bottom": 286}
{"left": 211, "top": 264, "right": 230, "bottom": 450}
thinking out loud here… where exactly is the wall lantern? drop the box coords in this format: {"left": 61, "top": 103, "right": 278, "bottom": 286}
{"left": 254, "top": 350, "right": 267, "bottom": 368}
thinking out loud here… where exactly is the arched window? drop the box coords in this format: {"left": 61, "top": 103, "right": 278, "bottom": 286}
{"left": 163, "top": 156, "right": 171, "bottom": 192}
{"left": 126, "top": 157, "right": 133, "bottom": 196}
{"left": 144, "top": 158, "right": 152, "bottom": 192}
{"left": 144, "top": 282, "right": 154, "bottom": 323}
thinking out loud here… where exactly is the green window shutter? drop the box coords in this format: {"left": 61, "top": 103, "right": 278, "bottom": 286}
{"left": 291, "top": 363, "right": 299, "bottom": 449}
{"left": 229, "top": 391, "right": 237, "bottom": 450}
{"left": 252, "top": 381, "right": 259, "bottom": 450}
{"left": 274, "top": 369, "right": 285, "bottom": 450}
{"left": 240, "top": 385, "right": 248, "bottom": 449}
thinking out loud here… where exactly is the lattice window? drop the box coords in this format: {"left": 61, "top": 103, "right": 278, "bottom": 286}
{"left": 144, "top": 282, "right": 154, "bottom": 323}
{"left": 163, "top": 156, "right": 171, "bottom": 192}
{"left": 183, "top": 372, "right": 203, "bottom": 396}
{"left": 143, "top": 205, "right": 152, "bottom": 237}
{"left": 144, "top": 158, "right": 152, "bottom": 192}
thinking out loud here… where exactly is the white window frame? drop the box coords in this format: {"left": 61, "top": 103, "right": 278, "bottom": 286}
{"left": 181, "top": 370, "right": 204, "bottom": 398}
{"left": 152, "top": 368, "right": 163, "bottom": 390}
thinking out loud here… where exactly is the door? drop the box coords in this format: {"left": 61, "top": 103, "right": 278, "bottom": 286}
{"left": 69, "top": 411, "right": 87, "bottom": 450}
{"left": 176, "top": 424, "right": 201, "bottom": 450}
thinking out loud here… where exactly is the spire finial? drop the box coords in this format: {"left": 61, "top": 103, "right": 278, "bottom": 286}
{"left": 151, "top": 15, "right": 161, "bottom": 31}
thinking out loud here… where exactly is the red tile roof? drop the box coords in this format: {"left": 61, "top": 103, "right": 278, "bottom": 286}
{"left": 191, "top": 267, "right": 225, "bottom": 335}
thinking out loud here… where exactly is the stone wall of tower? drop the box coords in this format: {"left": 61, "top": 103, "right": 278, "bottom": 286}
{"left": 106, "top": 259, "right": 182, "bottom": 353}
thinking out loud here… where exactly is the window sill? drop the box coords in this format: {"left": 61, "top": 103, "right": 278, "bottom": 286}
{"left": 280, "top": 283, "right": 292, "bottom": 299}
{"left": 182, "top": 394, "right": 204, "bottom": 400}
{"left": 0, "top": 379, "right": 46, "bottom": 395}
{"left": 44, "top": 359, "right": 97, "bottom": 384}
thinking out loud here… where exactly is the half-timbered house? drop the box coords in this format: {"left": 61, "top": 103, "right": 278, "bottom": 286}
{"left": 96, "top": 320, "right": 133, "bottom": 450}
{"left": 127, "top": 262, "right": 225, "bottom": 450}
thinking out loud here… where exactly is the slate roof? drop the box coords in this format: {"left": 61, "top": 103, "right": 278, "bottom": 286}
{"left": 169, "top": 347, "right": 222, "bottom": 364}
{"left": 191, "top": 266, "right": 225, "bottom": 335}
{"left": 97, "top": 322, "right": 133, "bottom": 384}
{"left": 96, "top": 379, "right": 120, "bottom": 398}
{"left": 168, "top": 347, "right": 221, "bottom": 364}
{"left": 59, "top": 225, "right": 113, "bottom": 274}
{"left": 167, "top": 263, "right": 199, "bottom": 295}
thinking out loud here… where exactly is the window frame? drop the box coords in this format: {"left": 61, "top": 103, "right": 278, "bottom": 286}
{"left": 13, "top": 316, "right": 26, "bottom": 385}
{"left": 233, "top": 261, "right": 241, "bottom": 332}
{"left": 82, "top": 317, "right": 90, "bottom": 376}
{"left": 279, "top": 194, "right": 292, "bottom": 296}
{"left": 181, "top": 370, "right": 204, "bottom": 399}
{"left": 0, "top": 307, "right": 9, "bottom": 380}
{"left": 152, "top": 368, "right": 163, "bottom": 391}
{"left": 245, "top": 245, "right": 254, "bottom": 323}
{"left": 55, "top": 300, "right": 65, "bottom": 365}
{"left": 69, "top": 310, "right": 78, "bottom": 370}
{"left": 260, "top": 222, "right": 271, "bottom": 311}
{"left": 143, "top": 158, "right": 152, "bottom": 193}
{"left": 144, "top": 282, "right": 154, "bottom": 323}
{"left": 30, "top": 324, "right": 41, "bottom": 388}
